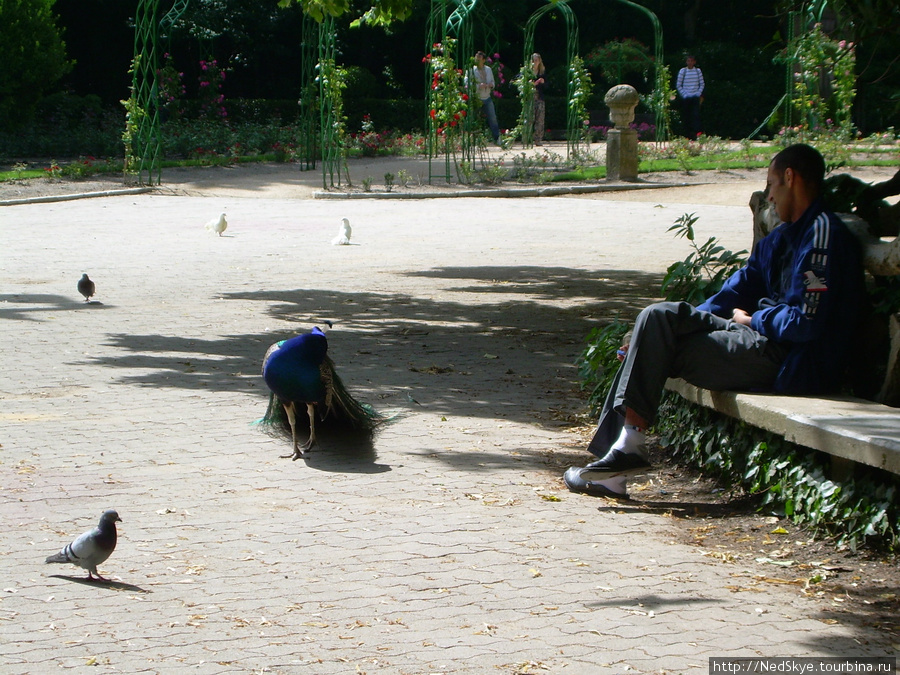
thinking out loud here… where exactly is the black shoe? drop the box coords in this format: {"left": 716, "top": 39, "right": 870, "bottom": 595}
{"left": 563, "top": 466, "right": 629, "bottom": 498}
{"left": 577, "top": 449, "right": 652, "bottom": 479}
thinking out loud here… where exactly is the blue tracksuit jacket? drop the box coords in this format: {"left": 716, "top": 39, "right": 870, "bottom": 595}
{"left": 697, "top": 198, "right": 865, "bottom": 394}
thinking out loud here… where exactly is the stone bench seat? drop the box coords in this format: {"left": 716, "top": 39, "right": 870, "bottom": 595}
{"left": 665, "top": 378, "right": 900, "bottom": 477}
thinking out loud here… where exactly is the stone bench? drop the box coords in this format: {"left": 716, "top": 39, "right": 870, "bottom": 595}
{"left": 662, "top": 172, "right": 900, "bottom": 480}
{"left": 665, "top": 378, "right": 900, "bottom": 478}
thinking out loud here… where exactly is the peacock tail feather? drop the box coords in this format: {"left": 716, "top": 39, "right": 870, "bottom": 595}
{"left": 320, "top": 355, "right": 383, "bottom": 430}
{"left": 256, "top": 353, "right": 384, "bottom": 441}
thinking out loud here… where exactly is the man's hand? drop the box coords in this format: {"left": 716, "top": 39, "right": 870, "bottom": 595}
{"left": 732, "top": 308, "right": 753, "bottom": 326}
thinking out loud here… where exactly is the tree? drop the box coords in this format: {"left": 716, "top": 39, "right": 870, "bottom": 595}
{"left": 805, "top": 0, "right": 900, "bottom": 42}
{"left": 778, "top": 0, "right": 900, "bottom": 131}
{"left": 0, "top": 0, "right": 73, "bottom": 130}
{"left": 276, "top": 0, "right": 414, "bottom": 26}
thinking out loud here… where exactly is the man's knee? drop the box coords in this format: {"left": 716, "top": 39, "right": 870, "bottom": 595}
{"left": 638, "top": 300, "right": 692, "bottom": 322}
{"left": 635, "top": 300, "right": 716, "bottom": 338}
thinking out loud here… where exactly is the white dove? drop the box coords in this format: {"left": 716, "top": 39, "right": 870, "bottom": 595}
{"left": 205, "top": 213, "right": 227, "bottom": 236}
{"left": 45, "top": 509, "right": 121, "bottom": 581}
{"left": 331, "top": 217, "right": 352, "bottom": 245}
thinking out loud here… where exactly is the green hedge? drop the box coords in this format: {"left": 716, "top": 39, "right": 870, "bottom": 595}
{"left": 656, "top": 392, "right": 900, "bottom": 551}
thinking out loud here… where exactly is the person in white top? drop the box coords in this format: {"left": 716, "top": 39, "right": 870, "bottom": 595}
{"left": 676, "top": 55, "right": 705, "bottom": 138}
{"left": 470, "top": 50, "right": 501, "bottom": 144}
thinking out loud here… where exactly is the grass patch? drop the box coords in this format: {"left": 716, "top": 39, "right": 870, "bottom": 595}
{"left": 556, "top": 145, "right": 898, "bottom": 182}
{"left": 0, "top": 153, "right": 288, "bottom": 183}
{"left": 3, "top": 136, "right": 897, "bottom": 186}
{"left": 0, "top": 169, "right": 46, "bottom": 181}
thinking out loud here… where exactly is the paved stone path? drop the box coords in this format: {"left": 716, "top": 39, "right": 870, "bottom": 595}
{"left": 1, "top": 177, "right": 895, "bottom": 673}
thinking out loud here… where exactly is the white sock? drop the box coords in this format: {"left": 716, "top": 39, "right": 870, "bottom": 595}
{"left": 588, "top": 475, "right": 627, "bottom": 495}
{"left": 611, "top": 424, "right": 648, "bottom": 459}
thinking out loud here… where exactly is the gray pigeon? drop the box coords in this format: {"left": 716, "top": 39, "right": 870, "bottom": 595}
{"left": 45, "top": 509, "right": 121, "bottom": 581}
{"left": 77, "top": 274, "right": 95, "bottom": 302}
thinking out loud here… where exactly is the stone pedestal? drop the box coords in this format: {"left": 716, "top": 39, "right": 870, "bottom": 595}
{"left": 606, "top": 128, "right": 639, "bottom": 181}
{"left": 604, "top": 84, "right": 641, "bottom": 182}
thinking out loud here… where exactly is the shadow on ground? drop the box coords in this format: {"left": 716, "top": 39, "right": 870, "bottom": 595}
{"left": 0, "top": 293, "right": 111, "bottom": 321}
{"left": 47, "top": 574, "right": 149, "bottom": 593}
{"left": 76, "top": 266, "right": 662, "bottom": 430}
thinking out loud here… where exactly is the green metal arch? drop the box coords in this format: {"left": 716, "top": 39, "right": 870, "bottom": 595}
{"left": 447, "top": 0, "right": 500, "bottom": 168}
{"left": 159, "top": 0, "right": 189, "bottom": 38}
{"left": 298, "top": 14, "right": 318, "bottom": 171}
{"left": 521, "top": 0, "right": 579, "bottom": 152}
{"left": 317, "top": 15, "right": 350, "bottom": 188}
{"left": 131, "top": 0, "right": 189, "bottom": 186}
{"left": 130, "top": 0, "right": 162, "bottom": 186}
{"left": 136, "top": 0, "right": 330, "bottom": 183}
{"left": 425, "top": 0, "right": 500, "bottom": 183}
{"left": 424, "top": 0, "right": 456, "bottom": 182}
{"left": 446, "top": 0, "right": 482, "bottom": 169}
{"left": 610, "top": 0, "right": 667, "bottom": 141}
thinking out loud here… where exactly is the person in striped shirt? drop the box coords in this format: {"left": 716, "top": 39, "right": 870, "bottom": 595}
{"left": 676, "top": 55, "right": 705, "bottom": 138}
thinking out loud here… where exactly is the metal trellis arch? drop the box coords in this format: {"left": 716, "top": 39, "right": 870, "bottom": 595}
{"left": 521, "top": 1, "right": 579, "bottom": 153}
{"left": 298, "top": 14, "right": 318, "bottom": 171}
{"left": 424, "top": 0, "right": 460, "bottom": 183}
{"left": 612, "top": 0, "right": 667, "bottom": 141}
{"left": 425, "top": 0, "right": 500, "bottom": 183}
{"left": 130, "top": 0, "right": 163, "bottom": 186}
{"left": 131, "top": 0, "right": 194, "bottom": 186}
{"left": 317, "top": 15, "right": 350, "bottom": 188}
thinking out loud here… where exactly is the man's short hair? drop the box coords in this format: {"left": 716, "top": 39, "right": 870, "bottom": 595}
{"left": 771, "top": 143, "right": 826, "bottom": 194}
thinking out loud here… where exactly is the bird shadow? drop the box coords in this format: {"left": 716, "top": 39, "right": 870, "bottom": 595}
{"left": 0, "top": 293, "right": 112, "bottom": 321}
{"left": 261, "top": 423, "right": 391, "bottom": 474}
{"left": 47, "top": 574, "right": 150, "bottom": 593}
{"left": 299, "top": 436, "right": 391, "bottom": 474}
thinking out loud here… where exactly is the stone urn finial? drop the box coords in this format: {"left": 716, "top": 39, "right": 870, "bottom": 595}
{"left": 604, "top": 84, "right": 640, "bottom": 128}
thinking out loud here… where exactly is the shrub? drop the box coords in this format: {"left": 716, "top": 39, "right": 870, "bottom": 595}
{"left": 0, "top": 93, "right": 121, "bottom": 157}
{"left": 0, "top": 0, "right": 73, "bottom": 131}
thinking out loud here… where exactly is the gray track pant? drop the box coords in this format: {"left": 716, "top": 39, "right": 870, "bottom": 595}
{"left": 586, "top": 301, "right": 789, "bottom": 459}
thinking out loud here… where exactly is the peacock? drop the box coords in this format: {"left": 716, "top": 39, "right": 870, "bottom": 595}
{"left": 260, "top": 326, "right": 382, "bottom": 460}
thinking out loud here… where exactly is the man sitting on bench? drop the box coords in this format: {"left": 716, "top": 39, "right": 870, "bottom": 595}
{"left": 565, "top": 143, "right": 867, "bottom": 499}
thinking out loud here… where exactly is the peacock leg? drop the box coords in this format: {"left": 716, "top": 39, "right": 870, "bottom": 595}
{"left": 299, "top": 402, "right": 317, "bottom": 457}
{"left": 279, "top": 401, "right": 300, "bottom": 459}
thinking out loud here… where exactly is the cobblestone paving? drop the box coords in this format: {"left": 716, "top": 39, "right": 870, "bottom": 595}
{"left": 1, "top": 193, "right": 894, "bottom": 674}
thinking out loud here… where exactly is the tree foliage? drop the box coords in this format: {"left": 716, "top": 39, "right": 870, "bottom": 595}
{"left": 802, "top": 0, "right": 900, "bottom": 41}
{"left": 276, "top": 0, "right": 413, "bottom": 26}
{"left": 779, "top": 0, "right": 900, "bottom": 122}
{"left": 0, "top": 0, "right": 73, "bottom": 130}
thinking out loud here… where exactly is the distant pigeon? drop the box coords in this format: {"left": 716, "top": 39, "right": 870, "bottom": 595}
{"left": 77, "top": 274, "right": 95, "bottom": 302}
{"left": 205, "top": 213, "right": 228, "bottom": 236}
{"left": 331, "top": 217, "right": 351, "bottom": 245}
{"left": 45, "top": 509, "right": 121, "bottom": 581}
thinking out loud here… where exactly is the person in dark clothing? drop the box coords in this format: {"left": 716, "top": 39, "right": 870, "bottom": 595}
{"left": 565, "top": 144, "right": 867, "bottom": 498}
